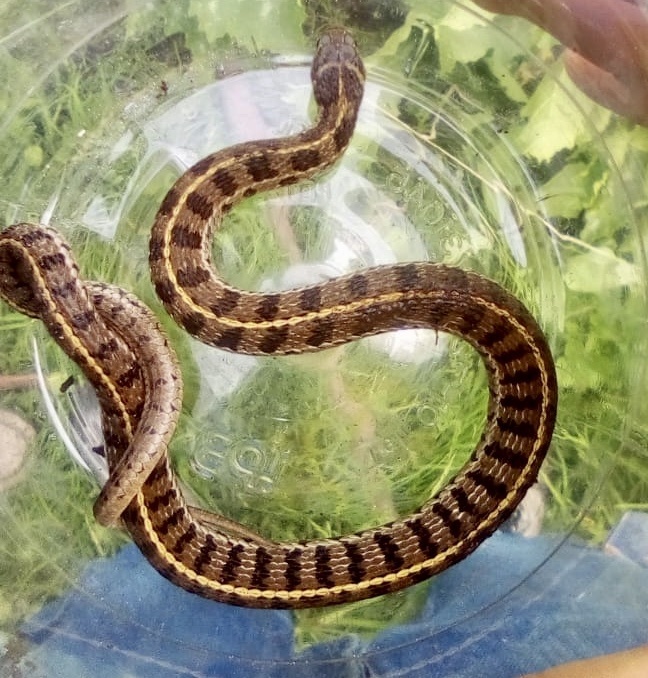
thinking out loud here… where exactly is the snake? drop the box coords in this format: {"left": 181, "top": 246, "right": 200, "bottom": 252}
{"left": 0, "top": 28, "right": 557, "bottom": 608}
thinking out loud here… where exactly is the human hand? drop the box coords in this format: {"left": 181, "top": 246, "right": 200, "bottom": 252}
{"left": 521, "top": 644, "right": 648, "bottom": 677}
{"left": 472, "top": 0, "right": 648, "bottom": 125}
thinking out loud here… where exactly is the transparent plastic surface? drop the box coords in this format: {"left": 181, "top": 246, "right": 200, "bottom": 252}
{"left": 1, "top": 1, "right": 647, "bottom": 675}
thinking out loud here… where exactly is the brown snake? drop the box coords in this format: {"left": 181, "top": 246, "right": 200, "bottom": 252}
{"left": 0, "top": 29, "right": 557, "bottom": 608}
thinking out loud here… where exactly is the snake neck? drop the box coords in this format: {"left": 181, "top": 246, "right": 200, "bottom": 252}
{"left": 149, "top": 35, "right": 366, "bottom": 351}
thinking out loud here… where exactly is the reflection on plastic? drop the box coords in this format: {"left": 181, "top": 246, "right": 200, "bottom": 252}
{"left": 191, "top": 434, "right": 289, "bottom": 494}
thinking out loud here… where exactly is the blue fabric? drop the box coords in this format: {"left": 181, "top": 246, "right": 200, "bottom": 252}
{"left": 11, "top": 524, "right": 648, "bottom": 677}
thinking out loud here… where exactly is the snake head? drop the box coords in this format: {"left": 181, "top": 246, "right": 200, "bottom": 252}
{"left": 311, "top": 27, "right": 366, "bottom": 109}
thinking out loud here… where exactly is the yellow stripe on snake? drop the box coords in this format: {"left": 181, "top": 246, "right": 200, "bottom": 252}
{"left": 0, "top": 28, "right": 557, "bottom": 608}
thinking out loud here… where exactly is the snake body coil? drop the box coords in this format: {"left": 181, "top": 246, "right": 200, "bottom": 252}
{"left": 0, "top": 29, "right": 557, "bottom": 608}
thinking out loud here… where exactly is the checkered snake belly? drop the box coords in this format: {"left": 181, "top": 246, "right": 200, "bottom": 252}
{"left": 0, "top": 29, "right": 557, "bottom": 608}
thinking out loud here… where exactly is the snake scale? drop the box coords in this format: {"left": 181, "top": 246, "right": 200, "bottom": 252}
{"left": 0, "top": 28, "right": 557, "bottom": 608}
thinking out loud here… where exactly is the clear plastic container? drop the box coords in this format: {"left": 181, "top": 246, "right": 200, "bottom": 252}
{"left": 1, "top": 1, "right": 647, "bottom": 676}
